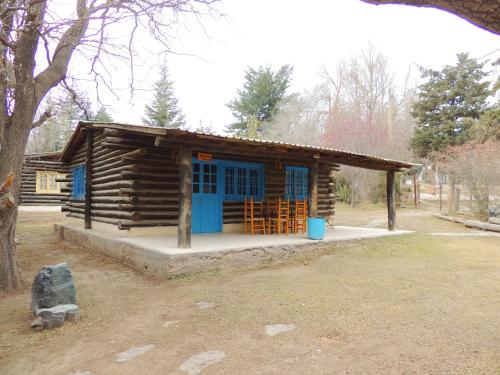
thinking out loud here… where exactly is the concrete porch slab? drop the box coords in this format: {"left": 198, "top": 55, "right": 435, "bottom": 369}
{"left": 117, "top": 226, "right": 410, "bottom": 255}
{"left": 54, "top": 223, "right": 412, "bottom": 278}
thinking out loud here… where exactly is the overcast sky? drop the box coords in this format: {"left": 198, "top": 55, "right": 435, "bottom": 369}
{"left": 72, "top": 0, "right": 500, "bottom": 133}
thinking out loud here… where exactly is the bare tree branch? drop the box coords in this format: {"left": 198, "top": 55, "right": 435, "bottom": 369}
{"left": 31, "top": 108, "right": 53, "bottom": 129}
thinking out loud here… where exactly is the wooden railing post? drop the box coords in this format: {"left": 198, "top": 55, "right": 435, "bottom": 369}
{"left": 84, "top": 129, "right": 93, "bottom": 230}
{"left": 387, "top": 170, "right": 395, "bottom": 231}
{"left": 178, "top": 148, "right": 192, "bottom": 248}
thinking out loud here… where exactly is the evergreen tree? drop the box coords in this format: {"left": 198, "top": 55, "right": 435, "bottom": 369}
{"left": 143, "top": 63, "right": 185, "bottom": 128}
{"left": 93, "top": 106, "right": 114, "bottom": 122}
{"left": 410, "top": 53, "right": 491, "bottom": 157}
{"left": 470, "top": 106, "right": 500, "bottom": 142}
{"left": 226, "top": 65, "right": 293, "bottom": 136}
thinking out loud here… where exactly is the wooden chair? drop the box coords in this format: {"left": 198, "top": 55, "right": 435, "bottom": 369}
{"left": 266, "top": 196, "right": 278, "bottom": 217}
{"left": 293, "top": 199, "right": 308, "bottom": 235}
{"left": 268, "top": 197, "right": 290, "bottom": 235}
{"left": 244, "top": 196, "right": 266, "bottom": 234}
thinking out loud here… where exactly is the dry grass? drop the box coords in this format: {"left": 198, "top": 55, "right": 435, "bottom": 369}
{"left": 0, "top": 205, "right": 499, "bottom": 374}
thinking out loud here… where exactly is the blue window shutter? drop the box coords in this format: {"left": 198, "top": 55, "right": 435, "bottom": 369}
{"left": 71, "top": 165, "right": 86, "bottom": 200}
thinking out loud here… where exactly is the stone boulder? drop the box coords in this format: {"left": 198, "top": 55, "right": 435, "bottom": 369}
{"left": 31, "top": 262, "right": 77, "bottom": 313}
{"left": 31, "top": 263, "right": 80, "bottom": 329}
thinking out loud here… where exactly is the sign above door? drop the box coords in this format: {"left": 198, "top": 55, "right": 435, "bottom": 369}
{"left": 197, "top": 152, "right": 213, "bottom": 161}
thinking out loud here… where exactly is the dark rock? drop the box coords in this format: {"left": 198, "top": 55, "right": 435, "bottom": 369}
{"left": 31, "top": 263, "right": 77, "bottom": 314}
{"left": 41, "top": 310, "right": 65, "bottom": 329}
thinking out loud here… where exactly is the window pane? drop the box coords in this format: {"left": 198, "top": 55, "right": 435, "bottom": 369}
{"left": 193, "top": 184, "right": 199, "bottom": 193}
{"left": 203, "top": 184, "right": 209, "bottom": 193}
{"left": 40, "top": 174, "right": 47, "bottom": 190}
{"left": 225, "top": 167, "right": 234, "bottom": 195}
{"left": 49, "top": 173, "right": 57, "bottom": 190}
{"left": 203, "top": 164, "right": 209, "bottom": 173}
{"left": 237, "top": 168, "right": 246, "bottom": 195}
{"left": 194, "top": 163, "right": 200, "bottom": 172}
{"left": 249, "top": 168, "right": 259, "bottom": 196}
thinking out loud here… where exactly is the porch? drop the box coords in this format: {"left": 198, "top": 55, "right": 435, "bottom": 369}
{"left": 117, "top": 225, "right": 410, "bottom": 255}
{"left": 54, "top": 222, "right": 411, "bottom": 278}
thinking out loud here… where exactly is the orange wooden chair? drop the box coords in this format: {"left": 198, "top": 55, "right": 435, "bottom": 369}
{"left": 268, "top": 197, "right": 290, "bottom": 235}
{"left": 293, "top": 199, "right": 308, "bottom": 234}
{"left": 244, "top": 196, "right": 266, "bottom": 234}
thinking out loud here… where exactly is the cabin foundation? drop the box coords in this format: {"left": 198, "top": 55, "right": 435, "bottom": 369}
{"left": 54, "top": 222, "right": 411, "bottom": 278}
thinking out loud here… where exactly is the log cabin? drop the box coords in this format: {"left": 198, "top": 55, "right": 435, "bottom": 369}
{"left": 20, "top": 152, "right": 69, "bottom": 206}
{"left": 60, "top": 122, "right": 414, "bottom": 248}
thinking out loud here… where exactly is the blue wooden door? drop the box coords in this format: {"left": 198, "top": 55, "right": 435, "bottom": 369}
{"left": 192, "top": 160, "right": 222, "bottom": 233}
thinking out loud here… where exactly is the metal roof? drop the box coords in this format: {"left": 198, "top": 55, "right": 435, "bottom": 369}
{"left": 62, "top": 121, "right": 416, "bottom": 171}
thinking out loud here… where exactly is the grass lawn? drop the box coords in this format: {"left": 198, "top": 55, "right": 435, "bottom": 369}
{"left": 0, "top": 204, "right": 499, "bottom": 374}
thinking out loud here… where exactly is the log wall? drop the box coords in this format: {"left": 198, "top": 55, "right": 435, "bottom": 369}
{"left": 64, "top": 128, "right": 338, "bottom": 229}
{"left": 20, "top": 156, "right": 69, "bottom": 206}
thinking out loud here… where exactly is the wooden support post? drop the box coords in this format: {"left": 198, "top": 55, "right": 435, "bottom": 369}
{"left": 387, "top": 170, "right": 395, "bottom": 231}
{"left": 178, "top": 148, "right": 192, "bottom": 248}
{"left": 84, "top": 129, "right": 93, "bottom": 229}
{"left": 309, "top": 159, "right": 319, "bottom": 217}
{"left": 327, "top": 166, "right": 336, "bottom": 227}
{"left": 413, "top": 173, "right": 417, "bottom": 208}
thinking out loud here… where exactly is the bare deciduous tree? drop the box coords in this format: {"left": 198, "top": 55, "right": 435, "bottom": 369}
{"left": 0, "top": 0, "right": 218, "bottom": 291}
{"left": 321, "top": 46, "right": 415, "bottom": 204}
{"left": 436, "top": 141, "right": 500, "bottom": 221}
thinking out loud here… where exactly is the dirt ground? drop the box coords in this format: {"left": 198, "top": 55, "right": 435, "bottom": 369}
{"left": 1, "top": 204, "right": 499, "bottom": 374}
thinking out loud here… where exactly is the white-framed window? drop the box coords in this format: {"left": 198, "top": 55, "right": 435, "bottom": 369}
{"left": 36, "top": 171, "right": 62, "bottom": 194}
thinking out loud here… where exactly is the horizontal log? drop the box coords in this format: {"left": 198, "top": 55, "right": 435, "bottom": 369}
{"left": 223, "top": 218, "right": 243, "bottom": 224}
{"left": 488, "top": 217, "right": 500, "bottom": 225}
{"left": 118, "top": 219, "right": 177, "bottom": 229}
{"left": 464, "top": 220, "right": 500, "bottom": 233}
{"left": 91, "top": 189, "right": 121, "bottom": 196}
{"left": 92, "top": 180, "right": 177, "bottom": 191}
{"left": 20, "top": 194, "right": 64, "bottom": 199}
{"left": 20, "top": 200, "right": 63, "bottom": 204}
{"left": 120, "top": 171, "right": 178, "bottom": 182}
{"left": 119, "top": 188, "right": 178, "bottom": 197}
{"left": 105, "top": 136, "right": 156, "bottom": 148}
{"left": 68, "top": 207, "right": 141, "bottom": 221}
{"left": 433, "top": 214, "right": 465, "bottom": 224}
{"left": 23, "top": 160, "right": 63, "bottom": 166}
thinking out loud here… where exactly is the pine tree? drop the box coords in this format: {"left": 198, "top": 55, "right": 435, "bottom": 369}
{"left": 143, "top": 63, "right": 185, "bottom": 128}
{"left": 410, "top": 53, "right": 491, "bottom": 158}
{"left": 93, "top": 106, "right": 114, "bottom": 122}
{"left": 226, "top": 65, "right": 293, "bottom": 136}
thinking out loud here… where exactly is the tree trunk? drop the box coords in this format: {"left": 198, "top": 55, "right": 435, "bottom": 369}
{"left": 0, "top": 114, "right": 33, "bottom": 290}
{"left": 455, "top": 187, "right": 461, "bottom": 212}
{"left": 447, "top": 175, "right": 456, "bottom": 215}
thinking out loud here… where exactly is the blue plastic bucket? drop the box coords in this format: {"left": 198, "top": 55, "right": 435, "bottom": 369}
{"left": 307, "top": 217, "right": 326, "bottom": 240}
